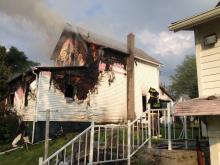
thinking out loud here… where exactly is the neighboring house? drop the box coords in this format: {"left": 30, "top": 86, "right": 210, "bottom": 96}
{"left": 159, "top": 85, "right": 175, "bottom": 108}
{"left": 169, "top": 3, "right": 220, "bottom": 165}
{"left": 5, "top": 24, "right": 161, "bottom": 141}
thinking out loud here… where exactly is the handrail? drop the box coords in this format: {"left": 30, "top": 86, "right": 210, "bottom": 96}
{"left": 43, "top": 125, "right": 92, "bottom": 164}
{"left": 40, "top": 109, "right": 159, "bottom": 165}
{"left": 130, "top": 111, "right": 148, "bottom": 125}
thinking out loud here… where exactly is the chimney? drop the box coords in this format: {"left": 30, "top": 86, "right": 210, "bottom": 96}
{"left": 127, "top": 33, "right": 136, "bottom": 120}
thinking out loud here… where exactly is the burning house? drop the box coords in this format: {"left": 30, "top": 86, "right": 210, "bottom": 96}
{"left": 5, "top": 24, "right": 161, "bottom": 141}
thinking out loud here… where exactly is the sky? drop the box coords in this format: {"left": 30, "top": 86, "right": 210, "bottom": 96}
{"left": 0, "top": 0, "right": 219, "bottom": 85}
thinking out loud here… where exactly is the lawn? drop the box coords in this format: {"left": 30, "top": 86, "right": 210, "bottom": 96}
{"left": 0, "top": 133, "right": 77, "bottom": 165}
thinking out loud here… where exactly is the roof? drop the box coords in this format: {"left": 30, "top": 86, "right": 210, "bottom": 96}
{"left": 175, "top": 96, "right": 220, "bottom": 116}
{"left": 7, "top": 66, "right": 87, "bottom": 84}
{"left": 169, "top": 6, "right": 220, "bottom": 32}
{"left": 159, "top": 86, "right": 175, "bottom": 101}
{"left": 51, "top": 24, "right": 161, "bottom": 66}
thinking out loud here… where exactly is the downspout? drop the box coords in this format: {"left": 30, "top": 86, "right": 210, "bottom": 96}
{"left": 32, "top": 69, "right": 39, "bottom": 143}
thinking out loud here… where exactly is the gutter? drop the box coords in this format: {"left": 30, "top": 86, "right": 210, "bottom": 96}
{"left": 135, "top": 56, "right": 162, "bottom": 67}
{"left": 31, "top": 68, "right": 39, "bottom": 143}
{"left": 169, "top": 6, "right": 220, "bottom": 32}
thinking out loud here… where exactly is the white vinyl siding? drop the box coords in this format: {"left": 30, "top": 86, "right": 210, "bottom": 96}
{"left": 196, "top": 19, "right": 220, "bottom": 97}
{"left": 134, "top": 60, "right": 160, "bottom": 116}
{"left": 36, "top": 69, "right": 127, "bottom": 123}
{"left": 23, "top": 98, "right": 35, "bottom": 121}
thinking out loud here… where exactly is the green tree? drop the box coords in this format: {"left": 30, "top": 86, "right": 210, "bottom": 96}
{"left": 0, "top": 45, "right": 39, "bottom": 144}
{"left": 6, "top": 46, "right": 39, "bottom": 75}
{"left": 169, "top": 55, "right": 198, "bottom": 98}
{"left": 0, "top": 45, "right": 39, "bottom": 99}
{"left": 0, "top": 46, "right": 11, "bottom": 99}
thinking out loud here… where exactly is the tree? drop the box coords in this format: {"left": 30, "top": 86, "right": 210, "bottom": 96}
{"left": 0, "top": 45, "right": 39, "bottom": 144}
{"left": 6, "top": 46, "right": 39, "bottom": 75}
{"left": 0, "top": 45, "right": 39, "bottom": 99}
{"left": 169, "top": 55, "right": 198, "bottom": 98}
{"left": 0, "top": 46, "right": 11, "bottom": 99}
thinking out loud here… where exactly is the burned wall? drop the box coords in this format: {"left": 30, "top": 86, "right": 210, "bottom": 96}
{"left": 6, "top": 72, "right": 37, "bottom": 119}
{"left": 51, "top": 30, "right": 127, "bottom": 103}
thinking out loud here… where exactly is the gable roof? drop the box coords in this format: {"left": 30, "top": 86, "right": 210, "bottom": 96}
{"left": 159, "top": 86, "right": 175, "bottom": 101}
{"left": 169, "top": 6, "right": 220, "bottom": 32}
{"left": 51, "top": 24, "right": 161, "bottom": 66}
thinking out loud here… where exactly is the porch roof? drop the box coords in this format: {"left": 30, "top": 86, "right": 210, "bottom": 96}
{"left": 7, "top": 66, "right": 87, "bottom": 85}
{"left": 175, "top": 96, "right": 220, "bottom": 116}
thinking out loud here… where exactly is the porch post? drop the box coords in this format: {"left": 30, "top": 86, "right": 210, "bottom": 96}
{"left": 147, "top": 104, "right": 152, "bottom": 148}
{"left": 167, "top": 103, "right": 172, "bottom": 150}
{"left": 89, "top": 121, "right": 95, "bottom": 165}
{"left": 184, "top": 116, "right": 188, "bottom": 149}
{"left": 39, "top": 157, "right": 43, "bottom": 165}
{"left": 44, "top": 109, "right": 50, "bottom": 160}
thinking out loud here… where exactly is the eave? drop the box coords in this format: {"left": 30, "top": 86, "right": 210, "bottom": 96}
{"left": 169, "top": 6, "right": 220, "bottom": 32}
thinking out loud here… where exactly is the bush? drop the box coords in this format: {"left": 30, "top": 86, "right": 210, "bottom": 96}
{"left": 0, "top": 109, "right": 20, "bottom": 144}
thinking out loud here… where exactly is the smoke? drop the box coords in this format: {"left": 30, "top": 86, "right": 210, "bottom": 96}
{"left": 0, "top": 0, "right": 65, "bottom": 64}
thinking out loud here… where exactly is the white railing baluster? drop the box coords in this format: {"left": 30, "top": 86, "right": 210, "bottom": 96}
{"left": 123, "top": 126, "right": 125, "bottom": 159}
{"left": 117, "top": 127, "right": 119, "bottom": 159}
{"left": 64, "top": 148, "right": 66, "bottom": 163}
{"left": 137, "top": 121, "right": 139, "bottom": 146}
{"left": 127, "top": 120, "right": 131, "bottom": 165}
{"left": 132, "top": 124, "right": 134, "bottom": 150}
{"left": 111, "top": 127, "right": 113, "bottom": 160}
{"left": 78, "top": 137, "right": 81, "bottom": 165}
{"left": 141, "top": 120, "right": 144, "bottom": 143}
{"left": 157, "top": 110, "right": 160, "bottom": 138}
{"left": 145, "top": 117, "right": 148, "bottom": 139}
{"left": 56, "top": 153, "right": 58, "bottom": 165}
{"left": 84, "top": 132, "right": 88, "bottom": 165}
{"left": 165, "top": 110, "right": 167, "bottom": 139}
{"left": 71, "top": 142, "right": 74, "bottom": 165}
{"left": 97, "top": 127, "right": 100, "bottom": 162}
{"left": 104, "top": 127, "right": 107, "bottom": 161}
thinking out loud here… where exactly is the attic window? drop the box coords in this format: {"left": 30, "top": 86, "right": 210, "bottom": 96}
{"left": 204, "top": 33, "right": 217, "bottom": 46}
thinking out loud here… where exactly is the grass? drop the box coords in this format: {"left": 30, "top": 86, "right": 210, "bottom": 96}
{"left": 0, "top": 133, "right": 77, "bottom": 165}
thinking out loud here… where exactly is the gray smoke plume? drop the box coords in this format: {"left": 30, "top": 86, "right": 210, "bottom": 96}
{"left": 0, "top": 0, "right": 65, "bottom": 64}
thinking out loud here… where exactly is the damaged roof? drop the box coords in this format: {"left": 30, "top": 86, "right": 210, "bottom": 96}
{"left": 7, "top": 66, "right": 87, "bottom": 85}
{"left": 51, "top": 24, "right": 161, "bottom": 66}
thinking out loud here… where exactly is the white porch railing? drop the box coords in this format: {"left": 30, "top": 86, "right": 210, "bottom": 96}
{"left": 39, "top": 124, "right": 94, "bottom": 165}
{"left": 39, "top": 103, "right": 202, "bottom": 165}
{"left": 39, "top": 111, "right": 151, "bottom": 165}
